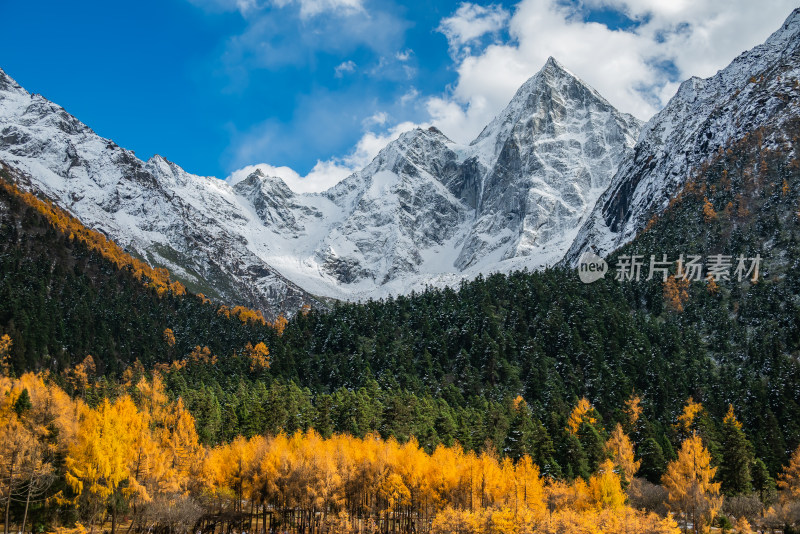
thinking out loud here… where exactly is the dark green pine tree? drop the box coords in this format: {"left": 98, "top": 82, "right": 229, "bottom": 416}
{"left": 504, "top": 396, "right": 535, "bottom": 461}
{"left": 718, "top": 405, "right": 755, "bottom": 496}
{"left": 13, "top": 388, "right": 32, "bottom": 416}
{"left": 560, "top": 432, "right": 590, "bottom": 481}
{"left": 578, "top": 421, "right": 607, "bottom": 475}
{"left": 750, "top": 458, "right": 775, "bottom": 504}
{"left": 638, "top": 437, "right": 667, "bottom": 484}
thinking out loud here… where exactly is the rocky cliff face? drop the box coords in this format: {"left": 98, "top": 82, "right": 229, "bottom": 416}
{"left": 459, "top": 57, "right": 641, "bottom": 271}
{"left": 0, "top": 55, "right": 641, "bottom": 310}
{"left": 566, "top": 8, "right": 800, "bottom": 264}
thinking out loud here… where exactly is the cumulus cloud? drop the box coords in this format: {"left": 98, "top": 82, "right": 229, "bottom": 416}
{"left": 272, "top": 0, "right": 363, "bottom": 19}
{"left": 227, "top": 120, "right": 421, "bottom": 193}
{"left": 334, "top": 60, "right": 357, "bottom": 77}
{"left": 193, "top": 0, "right": 407, "bottom": 77}
{"left": 438, "top": 3, "right": 511, "bottom": 58}
{"left": 425, "top": 0, "right": 798, "bottom": 144}
{"left": 395, "top": 49, "right": 413, "bottom": 62}
{"left": 224, "top": 1, "right": 799, "bottom": 193}
{"left": 226, "top": 162, "right": 352, "bottom": 192}
{"left": 189, "top": 0, "right": 361, "bottom": 17}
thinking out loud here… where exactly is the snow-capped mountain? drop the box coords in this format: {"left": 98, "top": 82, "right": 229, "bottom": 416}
{"left": 0, "top": 57, "right": 640, "bottom": 312}
{"left": 460, "top": 57, "right": 641, "bottom": 271}
{"left": 566, "top": 7, "right": 800, "bottom": 264}
{"left": 0, "top": 72, "right": 322, "bottom": 315}
{"left": 295, "top": 57, "right": 641, "bottom": 297}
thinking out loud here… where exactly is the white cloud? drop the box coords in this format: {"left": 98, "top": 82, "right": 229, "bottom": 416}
{"left": 226, "top": 162, "right": 352, "bottom": 193}
{"left": 363, "top": 111, "right": 389, "bottom": 127}
{"left": 438, "top": 3, "right": 511, "bottom": 57}
{"left": 395, "top": 49, "right": 413, "bottom": 61}
{"left": 400, "top": 87, "right": 419, "bottom": 106}
{"left": 187, "top": 0, "right": 264, "bottom": 15}
{"left": 425, "top": 0, "right": 798, "bottom": 144}
{"left": 224, "top": 1, "right": 799, "bottom": 194}
{"left": 334, "top": 60, "right": 357, "bottom": 77}
{"left": 190, "top": 0, "right": 362, "bottom": 17}
{"left": 342, "top": 121, "right": 421, "bottom": 168}
{"left": 271, "top": 0, "right": 363, "bottom": 19}
{"left": 227, "top": 121, "right": 422, "bottom": 193}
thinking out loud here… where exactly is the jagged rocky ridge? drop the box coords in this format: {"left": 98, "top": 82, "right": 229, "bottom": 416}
{"left": 566, "top": 7, "right": 800, "bottom": 264}
{"left": 0, "top": 59, "right": 641, "bottom": 312}
{"left": 0, "top": 75, "right": 322, "bottom": 316}
{"left": 4, "top": 6, "right": 798, "bottom": 315}
{"left": 0, "top": 57, "right": 640, "bottom": 311}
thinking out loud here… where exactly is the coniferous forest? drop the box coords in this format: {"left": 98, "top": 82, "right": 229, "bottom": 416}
{"left": 3, "top": 120, "right": 800, "bottom": 533}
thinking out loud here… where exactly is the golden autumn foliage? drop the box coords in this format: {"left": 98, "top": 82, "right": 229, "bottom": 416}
{"left": 662, "top": 435, "right": 722, "bottom": 534}
{"left": 778, "top": 443, "right": 800, "bottom": 501}
{"left": 66, "top": 355, "right": 96, "bottom": 396}
{"left": 663, "top": 275, "right": 690, "bottom": 313}
{"left": 0, "top": 334, "right": 12, "bottom": 376}
{"left": 706, "top": 277, "right": 719, "bottom": 295}
{"left": 270, "top": 314, "right": 289, "bottom": 336}
{"left": 588, "top": 460, "right": 626, "bottom": 510}
{"left": 605, "top": 424, "right": 640, "bottom": 486}
{"left": 243, "top": 342, "right": 271, "bottom": 372}
{"left": 0, "top": 179, "right": 186, "bottom": 298}
{"left": 624, "top": 394, "right": 642, "bottom": 428}
{"left": 703, "top": 197, "right": 718, "bottom": 222}
{"left": 162, "top": 329, "right": 176, "bottom": 348}
{"left": 677, "top": 397, "right": 704, "bottom": 433}
{"left": 0, "top": 373, "right": 685, "bottom": 534}
{"left": 566, "top": 397, "right": 597, "bottom": 435}
{"left": 723, "top": 404, "right": 743, "bottom": 430}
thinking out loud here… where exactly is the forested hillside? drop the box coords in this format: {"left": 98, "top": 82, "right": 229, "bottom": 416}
{"left": 3, "top": 118, "right": 800, "bottom": 532}
{"left": 0, "top": 163, "right": 281, "bottom": 375}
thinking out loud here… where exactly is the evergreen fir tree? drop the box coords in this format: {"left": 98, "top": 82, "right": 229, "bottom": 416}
{"left": 718, "top": 405, "right": 755, "bottom": 496}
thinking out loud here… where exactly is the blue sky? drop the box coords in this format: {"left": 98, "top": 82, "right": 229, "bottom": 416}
{"left": 1, "top": 0, "right": 796, "bottom": 191}
{"left": 0, "top": 0, "right": 483, "bottom": 177}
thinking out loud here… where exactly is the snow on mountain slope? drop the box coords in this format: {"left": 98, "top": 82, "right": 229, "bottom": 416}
{"left": 0, "top": 72, "right": 322, "bottom": 316}
{"left": 459, "top": 58, "right": 641, "bottom": 271}
{"left": 0, "top": 56, "right": 640, "bottom": 310}
{"left": 261, "top": 58, "right": 640, "bottom": 296}
{"left": 566, "top": 7, "right": 800, "bottom": 264}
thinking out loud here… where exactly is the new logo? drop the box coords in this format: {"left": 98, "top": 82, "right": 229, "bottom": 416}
{"left": 578, "top": 251, "right": 608, "bottom": 284}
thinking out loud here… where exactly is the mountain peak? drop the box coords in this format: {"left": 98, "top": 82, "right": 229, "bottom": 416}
{"left": 470, "top": 57, "right": 635, "bottom": 155}
{"left": 0, "top": 68, "right": 24, "bottom": 95}
{"left": 542, "top": 56, "right": 569, "bottom": 75}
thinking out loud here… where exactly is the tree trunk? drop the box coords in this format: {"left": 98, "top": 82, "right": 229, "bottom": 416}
{"left": 112, "top": 497, "right": 118, "bottom": 534}
{"left": 4, "top": 455, "right": 17, "bottom": 534}
{"left": 21, "top": 477, "right": 33, "bottom": 534}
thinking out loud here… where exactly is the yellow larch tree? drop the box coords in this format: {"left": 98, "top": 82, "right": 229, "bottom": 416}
{"left": 664, "top": 276, "right": 690, "bottom": 313}
{"left": 162, "top": 328, "right": 176, "bottom": 348}
{"left": 0, "top": 335, "right": 12, "bottom": 376}
{"left": 605, "top": 423, "right": 640, "bottom": 487}
{"left": 65, "top": 396, "right": 144, "bottom": 534}
{"left": 159, "top": 397, "right": 203, "bottom": 493}
{"left": 624, "top": 394, "right": 642, "bottom": 429}
{"left": 677, "top": 397, "right": 704, "bottom": 435}
{"left": 566, "top": 397, "right": 597, "bottom": 435}
{"left": 0, "top": 415, "right": 40, "bottom": 534}
{"left": 661, "top": 435, "right": 722, "bottom": 534}
{"left": 588, "top": 459, "right": 626, "bottom": 510}
{"left": 777, "top": 443, "right": 800, "bottom": 502}
{"left": 703, "top": 197, "right": 718, "bottom": 222}
{"left": 244, "top": 342, "right": 271, "bottom": 372}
